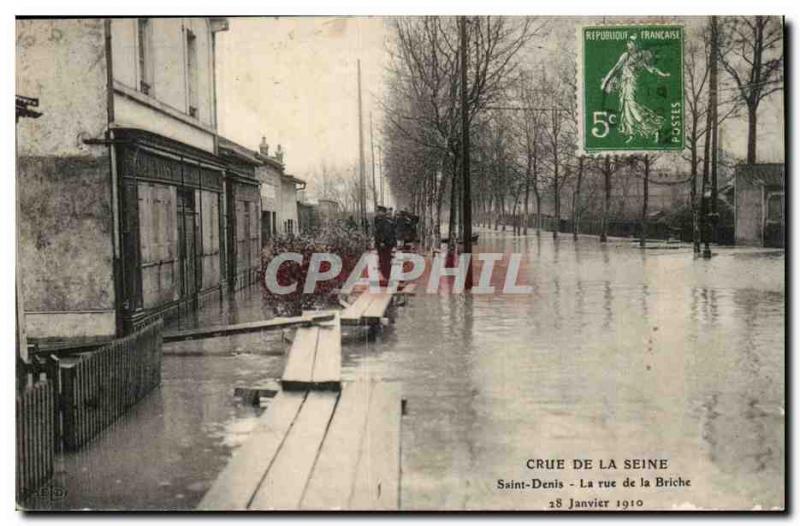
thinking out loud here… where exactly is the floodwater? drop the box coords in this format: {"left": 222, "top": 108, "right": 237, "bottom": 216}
{"left": 26, "top": 231, "right": 785, "bottom": 511}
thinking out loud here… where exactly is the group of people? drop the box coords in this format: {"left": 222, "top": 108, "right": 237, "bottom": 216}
{"left": 345, "top": 207, "right": 419, "bottom": 285}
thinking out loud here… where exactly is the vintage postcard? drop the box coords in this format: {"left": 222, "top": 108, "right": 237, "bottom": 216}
{"left": 15, "top": 14, "right": 785, "bottom": 511}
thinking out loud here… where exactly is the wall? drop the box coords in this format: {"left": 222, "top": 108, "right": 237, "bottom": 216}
{"left": 110, "top": 18, "right": 217, "bottom": 153}
{"left": 735, "top": 177, "right": 762, "bottom": 246}
{"left": 279, "top": 178, "right": 299, "bottom": 234}
{"left": 16, "top": 19, "right": 116, "bottom": 338}
{"left": 256, "top": 163, "right": 281, "bottom": 213}
{"left": 735, "top": 163, "right": 785, "bottom": 246}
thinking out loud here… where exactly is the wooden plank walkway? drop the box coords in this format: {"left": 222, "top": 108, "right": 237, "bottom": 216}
{"left": 282, "top": 313, "right": 341, "bottom": 391}
{"left": 340, "top": 291, "right": 396, "bottom": 326}
{"left": 162, "top": 313, "right": 335, "bottom": 343}
{"left": 197, "top": 381, "right": 402, "bottom": 511}
{"left": 195, "top": 269, "right": 413, "bottom": 511}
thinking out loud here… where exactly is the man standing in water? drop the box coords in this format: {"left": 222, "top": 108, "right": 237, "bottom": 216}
{"left": 374, "top": 206, "right": 396, "bottom": 286}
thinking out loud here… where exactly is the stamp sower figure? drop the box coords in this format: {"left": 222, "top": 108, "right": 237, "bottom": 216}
{"left": 374, "top": 206, "right": 396, "bottom": 286}
{"left": 601, "top": 35, "right": 671, "bottom": 144}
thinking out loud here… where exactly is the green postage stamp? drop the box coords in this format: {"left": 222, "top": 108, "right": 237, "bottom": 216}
{"left": 580, "top": 25, "right": 684, "bottom": 153}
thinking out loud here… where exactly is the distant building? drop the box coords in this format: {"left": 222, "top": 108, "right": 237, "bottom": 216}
{"left": 255, "top": 138, "right": 305, "bottom": 240}
{"left": 316, "top": 199, "right": 341, "bottom": 227}
{"left": 255, "top": 138, "right": 281, "bottom": 244}
{"left": 280, "top": 174, "right": 305, "bottom": 235}
{"left": 297, "top": 201, "right": 320, "bottom": 234}
{"left": 17, "top": 18, "right": 230, "bottom": 339}
{"left": 734, "top": 163, "right": 785, "bottom": 248}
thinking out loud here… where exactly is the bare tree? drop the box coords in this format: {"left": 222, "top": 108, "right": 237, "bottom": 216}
{"left": 514, "top": 69, "right": 547, "bottom": 235}
{"left": 719, "top": 16, "right": 783, "bottom": 164}
{"left": 599, "top": 155, "right": 623, "bottom": 243}
{"left": 384, "top": 17, "right": 543, "bottom": 246}
{"left": 684, "top": 22, "right": 742, "bottom": 253}
{"left": 540, "top": 62, "right": 577, "bottom": 239}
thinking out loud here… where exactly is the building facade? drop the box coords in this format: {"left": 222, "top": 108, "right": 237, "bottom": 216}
{"left": 279, "top": 173, "right": 305, "bottom": 234}
{"left": 254, "top": 139, "right": 304, "bottom": 239}
{"left": 255, "top": 138, "right": 283, "bottom": 245}
{"left": 734, "top": 163, "right": 785, "bottom": 248}
{"left": 17, "top": 17, "right": 232, "bottom": 340}
{"left": 219, "top": 138, "right": 262, "bottom": 291}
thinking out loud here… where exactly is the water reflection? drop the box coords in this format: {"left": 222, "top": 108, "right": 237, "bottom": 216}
{"left": 27, "top": 230, "right": 784, "bottom": 510}
{"left": 346, "top": 231, "right": 784, "bottom": 510}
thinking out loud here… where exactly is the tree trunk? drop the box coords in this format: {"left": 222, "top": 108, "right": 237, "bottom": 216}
{"left": 500, "top": 194, "right": 506, "bottom": 231}
{"left": 747, "top": 103, "right": 757, "bottom": 164}
{"left": 690, "top": 140, "right": 700, "bottom": 253}
{"left": 600, "top": 156, "right": 611, "bottom": 242}
{"left": 640, "top": 155, "right": 650, "bottom": 248}
{"left": 511, "top": 194, "right": 519, "bottom": 235}
{"left": 573, "top": 156, "right": 584, "bottom": 240}
{"left": 494, "top": 192, "right": 500, "bottom": 230}
{"left": 523, "top": 163, "right": 531, "bottom": 236}
{"left": 552, "top": 164, "right": 560, "bottom": 239}
{"left": 435, "top": 172, "right": 444, "bottom": 248}
{"left": 447, "top": 151, "right": 458, "bottom": 243}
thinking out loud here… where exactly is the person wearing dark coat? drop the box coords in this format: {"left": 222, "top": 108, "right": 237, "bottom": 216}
{"left": 374, "top": 206, "right": 396, "bottom": 285}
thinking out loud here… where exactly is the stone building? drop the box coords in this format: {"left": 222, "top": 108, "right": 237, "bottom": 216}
{"left": 16, "top": 17, "right": 231, "bottom": 341}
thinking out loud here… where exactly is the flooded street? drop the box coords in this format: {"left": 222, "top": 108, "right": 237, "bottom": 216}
{"left": 29, "top": 230, "right": 784, "bottom": 511}
{"left": 362, "top": 231, "right": 784, "bottom": 510}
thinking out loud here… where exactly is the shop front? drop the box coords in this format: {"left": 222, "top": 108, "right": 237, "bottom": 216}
{"left": 115, "top": 128, "right": 226, "bottom": 333}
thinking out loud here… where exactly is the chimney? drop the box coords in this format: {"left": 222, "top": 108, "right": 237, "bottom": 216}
{"left": 276, "top": 144, "right": 284, "bottom": 164}
{"left": 259, "top": 136, "right": 269, "bottom": 156}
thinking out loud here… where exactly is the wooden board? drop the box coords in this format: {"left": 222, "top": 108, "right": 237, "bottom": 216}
{"left": 311, "top": 314, "right": 341, "bottom": 390}
{"left": 196, "top": 391, "right": 306, "bottom": 510}
{"left": 340, "top": 293, "right": 376, "bottom": 325}
{"left": 163, "top": 313, "right": 334, "bottom": 343}
{"left": 281, "top": 327, "right": 320, "bottom": 391}
{"left": 361, "top": 292, "right": 393, "bottom": 321}
{"left": 198, "top": 381, "right": 403, "bottom": 511}
{"left": 301, "top": 381, "right": 372, "bottom": 510}
{"left": 249, "top": 391, "right": 339, "bottom": 510}
{"left": 349, "top": 382, "right": 402, "bottom": 510}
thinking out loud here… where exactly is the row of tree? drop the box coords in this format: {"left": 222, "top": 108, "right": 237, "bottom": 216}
{"left": 378, "top": 16, "right": 782, "bottom": 251}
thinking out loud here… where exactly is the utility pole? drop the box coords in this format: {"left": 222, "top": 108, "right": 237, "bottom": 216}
{"left": 460, "top": 16, "right": 473, "bottom": 289}
{"left": 357, "top": 60, "right": 368, "bottom": 238}
{"left": 704, "top": 15, "right": 719, "bottom": 259}
{"left": 378, "top": 144, "right": 385, "bottom": 206}
{"left": 370, "top": 112, "right": 378, "bottom": 212}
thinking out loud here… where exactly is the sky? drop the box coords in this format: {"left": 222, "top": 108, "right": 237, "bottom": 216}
{"left": 215, "top": 16, "right": 784, "bottom": 191}
{"left": 216, "top": 17, "right": 389, "bottom": 180}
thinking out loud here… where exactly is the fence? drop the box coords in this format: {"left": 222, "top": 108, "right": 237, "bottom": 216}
{"left": 61, "top": 320, "right": 163, "bottom": 450}
{"left": 485, "top": 214, "right": 735, "bottom": 245}
{"left": 16, "top": 379, "right": 56, "bottom": 500}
